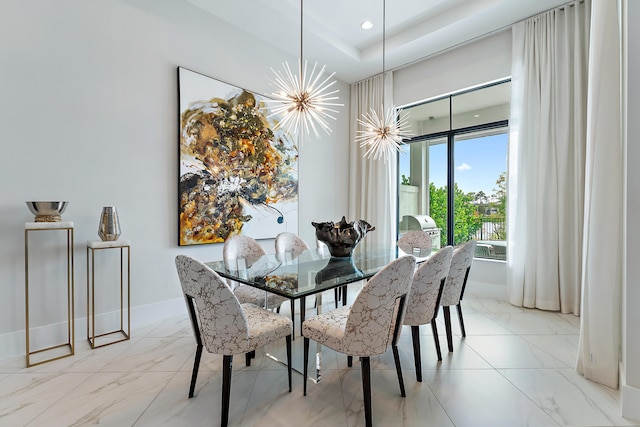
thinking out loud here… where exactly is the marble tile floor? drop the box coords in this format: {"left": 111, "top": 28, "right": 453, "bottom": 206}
{"left": 1, "top": 293, "right": 637, "bottom": 427}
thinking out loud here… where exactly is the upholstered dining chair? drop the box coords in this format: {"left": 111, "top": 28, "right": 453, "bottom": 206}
{"left": 275, "top": 231, "right": 309, "bottom": 259}
{"left": 274, "top": 232, "right": 309, "bottom": 337}
{"left": 440, "top": 240, "right": 477, "bottom": 353}
{"left": 223, "top": 235, "right": 288, "bottom": 311}
{"left": 403, "top": 246, "right": 453, "bottom": 381}
{"left": 175, "top": 255, "right": 292, "bottom": 427}
{"left": 302, "top": 255, "right": 416, "bottom": 427}
{"left": 397, "top": 230, "right": 433, "bottom": 257}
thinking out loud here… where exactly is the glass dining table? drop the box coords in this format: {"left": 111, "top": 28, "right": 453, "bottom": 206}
{"left": 206, "top": 244, "right": 427, "bottom": 382}
{"left": 207, "top": 245, "right": 401, "bottom": 321}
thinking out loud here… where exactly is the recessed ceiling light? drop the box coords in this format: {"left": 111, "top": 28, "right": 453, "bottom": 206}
{"left": 473, "top": 114, "right": 480, "bottom": 118}
{"left": 361, "top": 20, "right": 373, "bottom": 30}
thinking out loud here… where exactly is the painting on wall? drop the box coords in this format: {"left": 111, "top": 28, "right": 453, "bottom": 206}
{"left": 178, "top": 67, "right": 299, "bottom": 246}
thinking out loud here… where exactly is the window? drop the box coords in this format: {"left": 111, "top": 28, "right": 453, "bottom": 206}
{"left": 398, "top": 80, "right": 510, "bottom": 260}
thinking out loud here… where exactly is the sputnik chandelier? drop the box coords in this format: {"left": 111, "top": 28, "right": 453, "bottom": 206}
{"left": 356, "top": 0, "right": 412, "bottom": 162}
{"left": 268, "top": 0, "right": 342, "bottom": 142}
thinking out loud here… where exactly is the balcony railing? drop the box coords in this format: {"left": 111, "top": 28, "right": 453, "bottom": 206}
{"left": 473, "top": 216, "right": 506, "bottom": 260}
{"left": 473, "top": 216, "right": 505, "bottom": 240}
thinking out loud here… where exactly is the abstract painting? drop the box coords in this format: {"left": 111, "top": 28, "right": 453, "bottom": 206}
{"left": 178, "top": 67, "right": 298, "bottom": 245}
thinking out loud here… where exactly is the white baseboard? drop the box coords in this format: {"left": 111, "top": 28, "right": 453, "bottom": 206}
{"left": 0, "top": 297, "right": 186, "bottom": 362}
{"left": 129, "top": 297, "right": 186, "bottom": 329}
{"left": 465, "top": 279, "right": 508, "bottom": 300}
{"left": 622, "top": 383, "right": 640, "bottom": 422}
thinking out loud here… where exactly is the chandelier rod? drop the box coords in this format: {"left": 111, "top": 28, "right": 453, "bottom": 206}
{"left": 381, "top": 0, "right": 387, "bottom": 105}
{"left": 382, "top": 0, "right": 386, "bottom": 75}
{"left": 299, "top": 0, "right": 304, "bottom": 80}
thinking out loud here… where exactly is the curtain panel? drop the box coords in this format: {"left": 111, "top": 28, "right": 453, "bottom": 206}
{"left": 349, "top": 72, "right": 397, "bottom": 249}
{"left": 507, "top": 1, "right": 590, "bottom": 314}
{"left": 509, "top": 0, "right": 624, "bottom": 388}
{"left": 576, "top": 0, "right": 622, "bottom": 389}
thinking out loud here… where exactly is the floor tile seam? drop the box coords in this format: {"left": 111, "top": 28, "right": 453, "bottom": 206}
{"left": 461, "top": 335, "right": 573, "bottom": 371}
{"left": 517, "top": 335, "right": 578, "bottom": 369}
{"left": 94, "top": 346, "right": 195, "bottom": 374}
{"left": 514, "top": 331, "right": 580, "bottom": 335}
{"left": 334, "top": 364, "right": 364, "bottom": 424}
{"left": 493, "top": 367, "right": 565, "bottom": 426}
{"left": 452, "top": 337, "right": 496, "bottom": 369}
{"left": 20, "top": 371, "right": 91, "bottom": 427}
{"left": 95, "top": 368, "right": 192, "bottom": 373}
{"left": 412, "top": 367, "right": 463, "bottom": 427}
{"left": 490, "top": 320, "right": 580, "bottom": 335}
{"left": 74, "top": 342, "right": 136, "bottom": 366}
{"left": 237, "top": 363, "right": 265, "bottom": 426}
{"left": 130, "top": 370, "right": 180, "bottom": 426}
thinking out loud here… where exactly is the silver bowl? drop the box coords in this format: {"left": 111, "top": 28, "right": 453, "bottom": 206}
{"left": 26, "top": 201, "right": 68, "bottom": 222}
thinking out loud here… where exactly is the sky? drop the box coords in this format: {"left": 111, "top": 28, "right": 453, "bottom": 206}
{"left": 399, "top": 133, "right": 507, "bottom": 196}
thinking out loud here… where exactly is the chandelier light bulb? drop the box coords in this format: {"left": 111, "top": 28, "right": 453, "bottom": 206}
{"left": 356, "top": 104, "right": 412, "bottom": 162}
{"left": 267, "top": 59, "right": 343, "bottom": 142}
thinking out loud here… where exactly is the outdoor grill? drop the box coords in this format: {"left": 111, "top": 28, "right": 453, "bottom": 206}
{"left": 399, "top": 214, "right": 441, "bottom": 251}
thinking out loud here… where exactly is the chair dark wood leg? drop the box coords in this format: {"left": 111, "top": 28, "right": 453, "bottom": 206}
{"left": 456, "top": 303, "right": 466, "bottom": 337}
{"left": 185, "top": 296, "right": 203, "bottom": 399}
{"left": 303, "top": 337, "right": 309, "bottom": 396}
{"left": 392, "top": 345, "right": 406, "bottom": 397}
{"left": 443, "top": 306, "right": 454, "bottom": 352}
{"left": 410, "top": 325, "right": 422, "bottom": 382}
{"left": 360, "top": 356, "right": 372, "bottom": 427}
{"left": 341, "top": 285, "right": 348, "bottom": 306}
{"left": 286, "top": 335, "right": 292, "bottom": 392}
{"left": 188, "top": 344, "right": 203, "bottom": 398}
{"left": 290, "top": 299, "right": 296, "bottom": 340}
{"left": 431, "top": 320, "right": 442, "bottom": 361}
{"left": 221, "top": 355, "right": 233, "bottom": 427}
{"left": 347, "top": 355, "right": 353, "bottom": 367}
{"left": 245, "top": 349, "right": 256, "bottom": 366}
{"left": 334, "top": 288, "right": 340, "bottom": 309}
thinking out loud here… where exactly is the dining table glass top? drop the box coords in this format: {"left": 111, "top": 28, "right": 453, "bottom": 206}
{"left": 206, "top": 245, "right": 421, "bottom": 300}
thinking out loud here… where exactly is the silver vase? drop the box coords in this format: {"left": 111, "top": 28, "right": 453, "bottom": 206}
{"left": 98, "top": 206, "right": 121, "bottom": 241}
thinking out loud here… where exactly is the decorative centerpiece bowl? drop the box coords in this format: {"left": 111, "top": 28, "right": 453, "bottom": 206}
{"left": 312, "top": 216, "right": 375, "bottom": 258}
{"left": 26, "top": 201, "right": 69, "bottom": 222}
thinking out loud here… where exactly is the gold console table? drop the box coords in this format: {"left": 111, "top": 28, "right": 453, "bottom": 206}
{"left": 24, "top": 221, "right": 75, "bottom": 367}
{"left": 86, "top": 240, "right": 131, "bottom": 349}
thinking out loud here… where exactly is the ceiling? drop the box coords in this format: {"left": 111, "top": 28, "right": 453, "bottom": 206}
{"left": 184, "top": 0, "right": 570, "bottom": 83}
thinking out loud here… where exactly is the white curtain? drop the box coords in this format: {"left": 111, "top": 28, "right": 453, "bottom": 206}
{"left": 576, "top": 0, "right": 622, "bottom": 389}
{"left": 349, "top": 72, "right": 397, "bottom": 248}
{"left": 507, "top": 1, "right": 590, "bottom": 314}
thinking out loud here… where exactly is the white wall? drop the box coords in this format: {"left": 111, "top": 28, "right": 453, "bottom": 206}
{"left": 394, "top": 30, "right": 512, "bottom": 107}
{"left": 623, "top": 0, "right": 640, "bottom": 419}
{"left": 0, "top": 0, "right": 350, "bottom": 359}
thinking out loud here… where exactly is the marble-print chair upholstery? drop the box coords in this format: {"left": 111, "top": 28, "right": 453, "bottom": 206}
{"left": 275, "top": 231, "right": 309, "bottom": 259}
{"left": 223, "top": 235, "right": 288, "bottom": 311}
{"left": 274, "top": 232, "right": 309, "bottom": 338}
{"left": 175, "top": 255, "right": 292, "bottom": 427}
{"left": 397, "top": 230, "right": 434, "bottom": 257}
{"left": 440, "top": 240, "right": 477, "bottom": 353}
{"left": 302, "top": 255, "right": 416, "bottom": 427}
{"left": 403, "top": 246, "right": 453, "bottom": 381}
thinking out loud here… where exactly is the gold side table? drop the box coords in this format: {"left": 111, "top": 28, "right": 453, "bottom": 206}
{"left": 24, "top": 221, "right": 75, "bottom": 367}
{"left": 87, "top": 240, "right": 131, "bottom": 349}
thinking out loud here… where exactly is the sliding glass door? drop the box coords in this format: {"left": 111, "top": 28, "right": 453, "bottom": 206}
{"left": 398, "top": 80, "right": 510, "bottom": 260}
